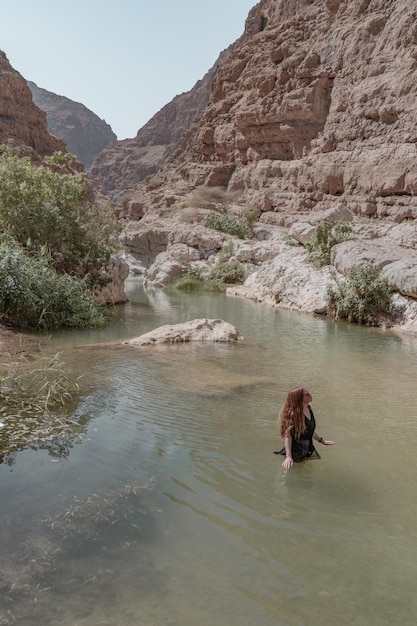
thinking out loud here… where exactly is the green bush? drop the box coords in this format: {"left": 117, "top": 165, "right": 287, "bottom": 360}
{"left": 204, "top": 209, "right": 256, "bottom": 239}
{"left": 326, "top": 265, "right": 391, "bottom": 325}
{"left": 306, "top": 219, "right": 352, "bottom": 267}
{"left": 174, "top": 266, "right": 204, "bottom": 291}
{"left": 208, "top": 260, "right": 245, "bottom": 285}
{"left": 0, "top": 145, "right": 120, "bottom": 285}
{"left": 0, "top": 241, "right": 106, "bottom": 330}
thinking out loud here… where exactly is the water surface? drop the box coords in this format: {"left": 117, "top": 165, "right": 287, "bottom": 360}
{"left": 1, "top": 276, "right": 417, "bottom": 625}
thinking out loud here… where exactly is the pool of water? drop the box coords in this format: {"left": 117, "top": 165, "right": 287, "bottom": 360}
{"left": 1, "top": 276, "right": 417, "bottom": 625}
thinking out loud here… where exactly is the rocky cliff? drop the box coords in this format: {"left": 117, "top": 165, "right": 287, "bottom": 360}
{"left": 125, "top": 0, "right": 417, "bottom": 222}
{"left": 89, "top": 46, "right": 234, "bottom": 204}
{"left": 0, "top": 51, "right": 65, "bottom": 156}
{"left": 120, "top": 0, "right": 417, "bottom": 334}
{"left": 28, "top": 81, "right": 117, "bottom": 169}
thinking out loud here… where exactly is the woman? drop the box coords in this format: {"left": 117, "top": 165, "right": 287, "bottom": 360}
{"left": 277, "top": 387, "right": 335, "bottom": 469}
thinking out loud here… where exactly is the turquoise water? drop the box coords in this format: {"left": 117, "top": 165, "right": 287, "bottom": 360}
{"left": 1, "top": 276, "right": 417, "bottom": 625}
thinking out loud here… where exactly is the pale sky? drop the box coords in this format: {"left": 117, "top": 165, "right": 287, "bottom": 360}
{"left": 1, "top": 0, "right": 256, "bottom": 139}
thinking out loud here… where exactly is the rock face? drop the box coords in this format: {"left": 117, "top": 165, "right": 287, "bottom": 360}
{"left": 0, "top": 51, "right": 65, "bottom": 156}
{"left": 124, "top": 318, "right": 244, "bottom": 345}
{"left": 89, "top": 46, "right": 234, "bottom": 204}
{"left": 28, "top": 81, "right": 117, "bottom": 169}
{"left": 124, "top": 0, "right": 417, "bottom": 222}
{"left": 114, "top": 0, "right": 417, "bottom": 335}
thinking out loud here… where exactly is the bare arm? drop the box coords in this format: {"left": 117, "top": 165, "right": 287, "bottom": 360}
{"left": 313, "top": 433, "right": 336, "bottom": 446}
{"left": 282, "top": 432, "right": 294, "bottom": 468}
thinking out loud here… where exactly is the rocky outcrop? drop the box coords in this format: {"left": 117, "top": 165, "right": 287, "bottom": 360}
{"left": 89, "top": 46, "right": 234, "bottom": 204}
{"left": 0, "top": 51, "right": 65, "bottom": 156}
{"left": 123, "top": 318, "right": 244, "bottom": 345}
{"left": 28, "top": 81, "right": 117, "bottom": 168}
{"left": 113, "top": 0, "right": 417, "bottom": 334}
{"left": 122, "top": 0, "right": 417, "bottom": 224}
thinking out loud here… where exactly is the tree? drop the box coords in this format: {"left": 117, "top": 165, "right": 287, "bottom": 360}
{"left": 0, "top": 145, "right": 120, "bottom": 287}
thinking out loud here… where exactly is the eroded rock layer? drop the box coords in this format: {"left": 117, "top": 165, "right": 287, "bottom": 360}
{"left": 125, "top": 0, "right": 417, "bottom": 221}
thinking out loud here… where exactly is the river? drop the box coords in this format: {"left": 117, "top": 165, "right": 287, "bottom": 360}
{"left": 0, "top": 276, "right": 416, "bottom": 625}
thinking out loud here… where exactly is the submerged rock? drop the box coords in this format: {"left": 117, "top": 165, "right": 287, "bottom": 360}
{"left": 123, "top": 318, "right": 244, "bottom": 346}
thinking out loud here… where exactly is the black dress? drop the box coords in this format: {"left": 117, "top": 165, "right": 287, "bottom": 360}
{"left": 276, "top": 405, "right": 321, "bottom": 462}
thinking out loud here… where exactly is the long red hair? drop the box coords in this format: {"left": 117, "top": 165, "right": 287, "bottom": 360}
{"left": 278, "top": 386, "right": 307, "bottom": 440}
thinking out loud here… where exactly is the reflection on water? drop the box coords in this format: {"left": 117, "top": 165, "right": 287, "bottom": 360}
{"left": 1, "top": 276, "right": 417, "bottom": 625}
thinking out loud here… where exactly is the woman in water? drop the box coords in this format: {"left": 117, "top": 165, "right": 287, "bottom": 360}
{"left": 277, "top": 387, "right": 335, "bottom": 468}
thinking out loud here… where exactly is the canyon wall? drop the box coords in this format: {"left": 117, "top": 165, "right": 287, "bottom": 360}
{"left": 124, "top": 0, "right": 417, "bottom": 223}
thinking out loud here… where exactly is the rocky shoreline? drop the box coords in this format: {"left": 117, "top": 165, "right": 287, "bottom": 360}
{"left": 121, "top": 203, "right": 417, "bottom": 338}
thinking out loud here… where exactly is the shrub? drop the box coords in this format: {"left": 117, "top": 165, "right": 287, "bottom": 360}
{"left": 218, "top": 240, "right": 235, "bottom": 262}
{"left": 0, "top": 145, "right": 120, "bottom": 286}
{"left": 174, "top": 266, "right": 204, "bottom": 291}
{"left": 208, "top": 260, "right": 245, "bottom": 285}
{"left": 173, "top": 260, "right": 245, "bottom": 293}
{"left": 204, "top": 209, "right": 256, "bottom": 239}
{"left": 306, "top": 219, "right": 352, "bottom": 267}
{"left": 326, "top": 265, "right": 392, "bottom": 325}
{"left": 0, "top": 241, "right": 106, "bottom": 330}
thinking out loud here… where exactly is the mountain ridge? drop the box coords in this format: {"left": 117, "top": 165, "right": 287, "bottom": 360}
{"left": 27, "top": 81, "right": 117, "bottom": 168}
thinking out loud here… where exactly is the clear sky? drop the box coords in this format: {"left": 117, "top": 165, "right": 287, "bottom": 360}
{"left": 1, "top": 0, "right": 256, "bottom": 140}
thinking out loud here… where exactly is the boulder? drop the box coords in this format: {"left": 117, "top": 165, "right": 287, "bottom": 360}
{"left": 288, "top": 222, "right": 316, "bottom": 245}
{"left": 381, "top": 260, "right": 417, "bottom": 299}
{"left": 124, "top": 318, "right": 244, "bottom": 345}
{"left": 93, "top": 255, "right": 129, "bottom": 305}
{"left": 227, "top": 245, "right": 338, "bottom": 314}
{"left": 143, "top": 251, "right": 184, "bottom": 286}
{"left": 330, "top": 240, "right": 417, "bottom": 276}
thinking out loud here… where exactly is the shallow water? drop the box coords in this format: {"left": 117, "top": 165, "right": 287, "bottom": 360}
{"left": 1, "top": 277, "right": 417, "bottom": 625}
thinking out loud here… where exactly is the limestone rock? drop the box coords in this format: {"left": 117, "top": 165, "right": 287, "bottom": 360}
{"left": 288, "top": 222, "right": 316, "bottom": 245}
{"left": 122, "top": 217, "right": 230, "bottom": 268}
{"left": 143, "top": 251, "right": 185, "bottom": 286}
{"left": 92, "top": 255, "right": 129, "bottom": 305}
{"left": 124, "top": 318, "right": 244, "bottom": 345}
{"left": 330, "top": 240, "right": 417, "bottom": 276}
{"left": 381, "top": 261, "right": 417, "bottom": 299}
{"left": 227, "top": 245, "right": 338, "bottom": 314}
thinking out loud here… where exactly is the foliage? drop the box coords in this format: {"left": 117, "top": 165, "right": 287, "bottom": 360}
{"left": 0, "top": 241, "right": 106, "bottom": 330}
{"left": 218, "top": 240, "right": 235, "bottom": 262}
{"left": 173, "top": 259, "right": 245, "bottom": 292}
{"left": 0, "top": 351, "right": 82, "bottom": 465}
{"left": 284, "top": 234, "right": 301, "bottom": 247}
{"left": 174, "top": 265, "right": 204, "bottom": 291}
{"left": 0, "top": 144, "right": 120, "bottom": 285}
{"left": 326, "top": 265, "right": 392, "bottom": 325}
{"left": 208, "top": 260, "right": 245, "bottom": 285}
{"left": 204, "top": 209, "right": 256, "bottom": 239}
{"left": 305, "top": 219, "right": 352, "bottom": 267}
{"left": 43, "top": 150, "right": 79, "bottom": 170}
